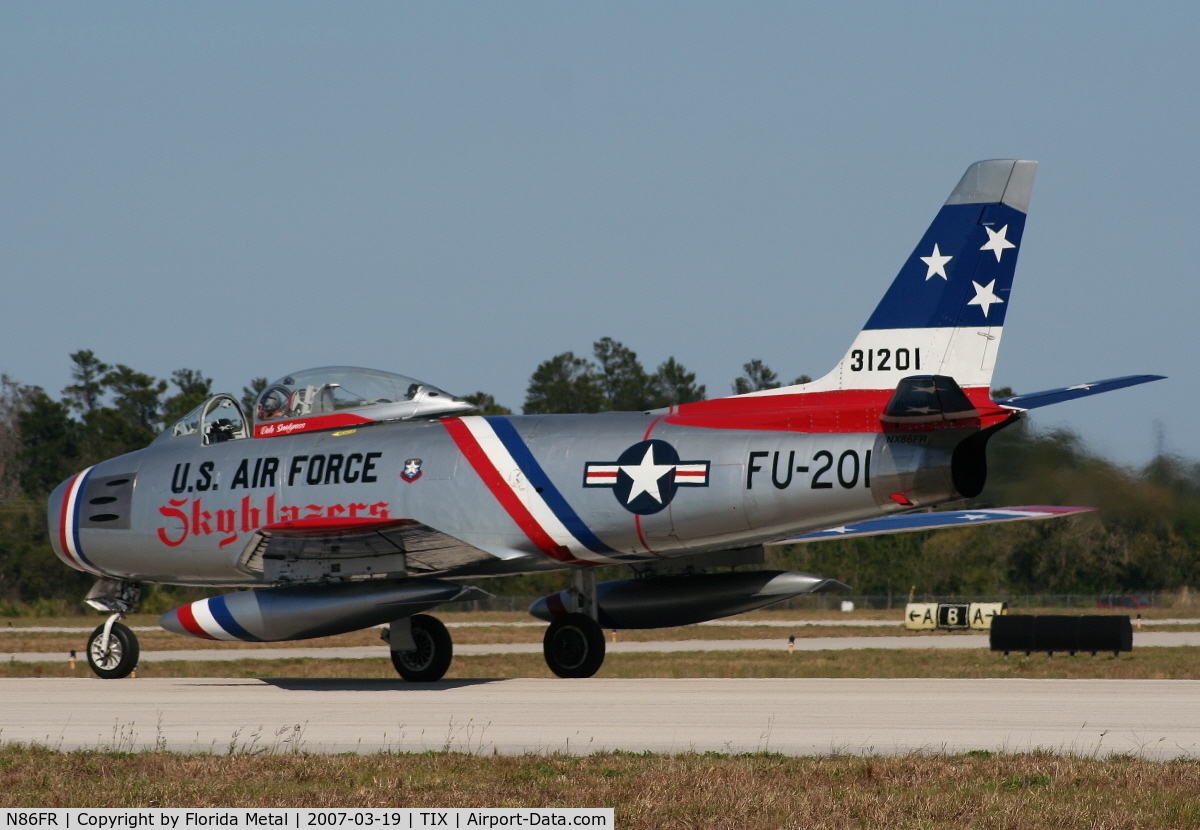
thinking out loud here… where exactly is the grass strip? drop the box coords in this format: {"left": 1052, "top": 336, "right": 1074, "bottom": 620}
{"left": 0, "top": 745, "right": 1198, "bottom": 829}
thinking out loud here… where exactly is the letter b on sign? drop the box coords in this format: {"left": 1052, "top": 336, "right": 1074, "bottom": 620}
{"left": 937, "top": 604, "right": 970, "bottom": 629}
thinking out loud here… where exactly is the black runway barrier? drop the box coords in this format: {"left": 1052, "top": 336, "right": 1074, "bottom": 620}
{"left": 990, "top": 614, "right": 1133, "bottom": 656}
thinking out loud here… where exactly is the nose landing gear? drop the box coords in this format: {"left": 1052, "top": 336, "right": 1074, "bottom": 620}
{"left": 82, "top": 579, "right": 142, "bottom": 679}
{"left": 87, "top": 616, "right": 140, "bottom": 679}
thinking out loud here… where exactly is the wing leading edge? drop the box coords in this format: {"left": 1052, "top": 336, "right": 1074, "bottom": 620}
{"left": 768, "top": 505, "right": 1095, "bottom": 545}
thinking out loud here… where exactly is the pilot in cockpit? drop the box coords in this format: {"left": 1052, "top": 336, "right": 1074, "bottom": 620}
{"left": 256, "top": 387, "right": 290, "bottom": 422}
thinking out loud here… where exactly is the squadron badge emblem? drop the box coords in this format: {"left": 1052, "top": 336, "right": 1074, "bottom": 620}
{"left": 401, "top": 458, "right": 423, "bottom": 483}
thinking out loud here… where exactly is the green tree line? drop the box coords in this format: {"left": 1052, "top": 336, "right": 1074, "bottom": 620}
{"left": 1, "top": 345, "right": 1197, "bottom": 611}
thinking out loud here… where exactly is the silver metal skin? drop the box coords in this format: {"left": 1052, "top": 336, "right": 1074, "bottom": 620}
{"left": 47, "top": 410, "right": 966, "bottom": 586}
{"left": 944, "top": 159, "right": 1037, "bottom": 213}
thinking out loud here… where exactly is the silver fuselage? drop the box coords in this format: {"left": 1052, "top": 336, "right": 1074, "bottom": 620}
{"left": 51, "top": 412, "right": 969, "bottom": 586}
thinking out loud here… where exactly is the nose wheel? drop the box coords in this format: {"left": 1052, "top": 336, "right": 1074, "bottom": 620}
{"left": 87, "top": 619, "right": 140, "bottom": 679}
{"left": 543, "top": 613, "right": 606, "bottom": 678}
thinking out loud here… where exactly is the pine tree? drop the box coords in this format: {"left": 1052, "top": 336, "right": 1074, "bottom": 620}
{"left": 732, "top": 359, "right": 780, "bottom": 394}
{"left": 523, "top": 352, "right": 605, "bottom": 414}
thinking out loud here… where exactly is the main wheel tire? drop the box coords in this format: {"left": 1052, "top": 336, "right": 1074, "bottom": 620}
{"left": 390, "top": 614, "right": 453, "bottom": 682}
{"left": 87, "top": 622, "right": 139, "bottom": 679}
{"left": 543, "top": 613, "right": 606, "bottom": 678}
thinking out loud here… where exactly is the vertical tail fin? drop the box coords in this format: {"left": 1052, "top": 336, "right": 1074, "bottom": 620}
{"left": 777, "top": 159, "right": 1037, "bottom": 396}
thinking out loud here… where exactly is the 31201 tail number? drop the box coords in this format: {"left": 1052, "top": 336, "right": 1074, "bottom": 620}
{"left": 849, "top": 348, "right": 920, "bottom": 372}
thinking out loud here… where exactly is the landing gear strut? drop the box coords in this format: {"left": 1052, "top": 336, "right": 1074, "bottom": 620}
{"left": 542, "top": 568, "right": 606, "bottom": 678}
{"left": 87, "top": 614, "right": 140, "bottom": 679}
{"left": 389, "top": 614, "right": 453, "bottom": 682}
{"left": 83, "top": 579, "right": 142, "bottom": 679}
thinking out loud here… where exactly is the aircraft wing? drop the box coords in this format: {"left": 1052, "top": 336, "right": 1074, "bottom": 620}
{"left": 235, "top": 516, "right": 502, "bottom": 580}
{"left": 992, "top": 375, "right": 1165, "bottom": 410}
{"left": 767, "top": 505, "right": 1095, "bottom": 545}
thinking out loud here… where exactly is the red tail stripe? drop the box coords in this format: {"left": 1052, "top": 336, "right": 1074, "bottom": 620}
{"left": 442, "top": 419, "right": 587, "bottom": 565}
{"left": 667, "top": 387, "right": 1011, "bottom": 433}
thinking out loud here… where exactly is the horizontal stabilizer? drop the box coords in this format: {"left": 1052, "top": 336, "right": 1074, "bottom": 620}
{"left": 767, "top": 505, "right": 1095, "bottom": 545}
{"left": 992, "top": 375, "right": 1165, "bottom": 410}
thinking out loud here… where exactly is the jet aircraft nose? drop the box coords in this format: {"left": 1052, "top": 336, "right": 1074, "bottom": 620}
{"left": 46, "top": 471, "right": 89, "bottom": 572}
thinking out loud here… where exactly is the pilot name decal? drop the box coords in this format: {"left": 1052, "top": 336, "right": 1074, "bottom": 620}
{"left": 170, "top": 452, "right": 384, "bottom": 494}
{"left": 585, "top": 439, "right": 709, "bottom": 515}
{"left": 256, "top": 420, "right": 311, "bottom": 436}
{"left": 156, "top": 493, "right": 392, "bottom": 549}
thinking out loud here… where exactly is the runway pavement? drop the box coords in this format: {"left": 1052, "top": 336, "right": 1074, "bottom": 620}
{"left": 1, "top": 676, "right": 1197, "bottom": 758}
{"left": 7, "top": 631, "right": 1200, "bottom": 664}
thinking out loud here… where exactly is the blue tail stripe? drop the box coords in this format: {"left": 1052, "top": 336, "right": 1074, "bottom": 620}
{"left": 485, "top": 416, "right": 618, "bottom": 555}
{"left": 209, "top": 594, "right": 262, "bottom": 642}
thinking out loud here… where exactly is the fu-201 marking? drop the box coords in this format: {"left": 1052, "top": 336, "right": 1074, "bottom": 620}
{"left": 849, "top": 347, "right": 920, "bottom": 372}
{"left": 746, "top": 449, "right": 871, "bottom": 490}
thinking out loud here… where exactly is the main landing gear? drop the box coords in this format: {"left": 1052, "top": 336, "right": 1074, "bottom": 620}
{"left": 384, "top": 568, "right": 608, "bottom": 682}
{"left": 387, "top": 614, "right": 453, "bottom": 682}
{"left": 83, "top": 579, "right": 142, "bottom": 679}
{"left": 542, "top": 568, "right": 606, "bottom": 678}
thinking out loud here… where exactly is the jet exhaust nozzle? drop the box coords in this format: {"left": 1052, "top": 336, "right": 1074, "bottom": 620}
{"left": 160, "top": 578, "right": 479, "bottom": 642}
{"left": 529, "top": 570, "right": 847, "bottom": 629}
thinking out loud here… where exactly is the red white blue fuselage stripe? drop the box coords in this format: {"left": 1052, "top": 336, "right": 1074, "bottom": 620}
{"left": 443, "top": 416, "right": 632, "bottom": 565}
{"left": 56, "top": 467, "right": 105, "bottom": 576}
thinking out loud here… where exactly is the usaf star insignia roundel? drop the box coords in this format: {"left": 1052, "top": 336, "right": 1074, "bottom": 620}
{"left": 584, "top": 439, "right": 709, "bottom": 515}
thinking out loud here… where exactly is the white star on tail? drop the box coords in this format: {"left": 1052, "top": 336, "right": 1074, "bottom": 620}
{"left": 620, "top": 445, "right": 675, "bottom": 504}
{"left": 980, "top": 225, "right": 1016, "bottom": 261}
{"left": 920, "top": 243, "right": 953, "bottom": 280}
{"left": 967, "top": 280, "right": 1004, "bottom": 317}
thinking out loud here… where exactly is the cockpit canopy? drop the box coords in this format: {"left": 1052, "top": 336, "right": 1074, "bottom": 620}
{"left": 253, "top": 366, "right": 474, "bottom": 435}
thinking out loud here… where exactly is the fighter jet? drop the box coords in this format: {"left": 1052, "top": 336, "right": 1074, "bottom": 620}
{"left": 49, "top": 160, "right": 1162, "bottom": 681}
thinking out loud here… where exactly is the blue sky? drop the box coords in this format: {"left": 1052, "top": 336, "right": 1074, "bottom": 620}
{"left": 2, "top": 2, "right": 1195, "bottom": 465}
